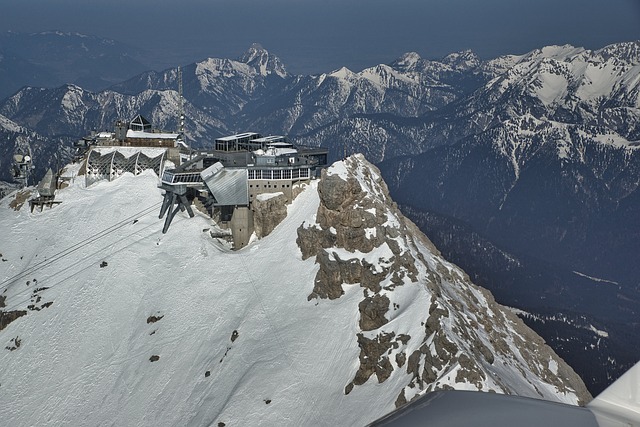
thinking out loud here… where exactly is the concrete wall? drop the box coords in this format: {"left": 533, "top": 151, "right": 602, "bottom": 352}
{"left": 230, "top": 206, "right": 254, "bottom": 249}
{"left": 248, "top": 178, "right": 312, "bottom": 202}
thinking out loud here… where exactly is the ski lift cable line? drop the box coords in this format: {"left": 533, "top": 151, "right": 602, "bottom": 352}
{"left": 0, "top": 201, "right": 162, "bottom": 291}
{"left": 0, "top": 201, "right": 160, "bottom": 290}
{"left": 0, "top": 221, "right": 160, "bottom": 314}
{"left": 0, "top": 210, "right": 160, "bottom": 315}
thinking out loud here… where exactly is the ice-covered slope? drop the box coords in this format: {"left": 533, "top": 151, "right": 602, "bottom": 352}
{"left": 0, "top": 156, "right": 588, "bottom": 426}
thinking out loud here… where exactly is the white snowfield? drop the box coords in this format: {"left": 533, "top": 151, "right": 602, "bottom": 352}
{"left": 0, "top": 162, "right": 581, "bottom": 426}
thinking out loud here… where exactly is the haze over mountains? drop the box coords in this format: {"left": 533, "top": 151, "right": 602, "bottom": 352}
{"left": 0, "top": 31, "right": 149, "bottom": 98}
{"left": 0, "top": 31, "right": 638, "bottom": 395}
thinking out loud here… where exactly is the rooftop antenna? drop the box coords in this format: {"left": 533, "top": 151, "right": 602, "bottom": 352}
{"left": 12, "top": 145, "right": 33, "bottom": 188}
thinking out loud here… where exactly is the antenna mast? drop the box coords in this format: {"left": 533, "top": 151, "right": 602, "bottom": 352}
{"left": 177, "top": 66, "right": 191, "bottom": 159}
{"left": 178, "top": 66, "right": 184, "bottom": 137}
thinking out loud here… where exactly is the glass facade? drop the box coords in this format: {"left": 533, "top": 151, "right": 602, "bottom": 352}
{"left": 161, "top": 171, "right": 201, "bottom": 184}
{"left": 247, "top": 168, "right": 310, "bottom": 181}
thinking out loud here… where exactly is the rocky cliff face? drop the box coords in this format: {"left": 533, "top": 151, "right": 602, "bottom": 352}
{"left": 297, "top": 154, "right": 591, "bottom": 406}
{"left": 378, "top": 112, "right": 640, "bottom": 394}
{"left": 252, "top": 192, "right": 288, "bottom": 238}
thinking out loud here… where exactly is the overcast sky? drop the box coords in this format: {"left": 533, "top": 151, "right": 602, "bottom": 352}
{"left": 1, "top": 0, "right": 639, "bottom": 74}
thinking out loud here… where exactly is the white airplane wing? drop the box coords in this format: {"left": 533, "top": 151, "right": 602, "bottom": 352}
{"left": 588, "top": 361, "right": 640, "bottom": 427}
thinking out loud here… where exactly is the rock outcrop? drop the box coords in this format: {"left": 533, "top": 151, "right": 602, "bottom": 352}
{"left": 252, "top": 192, "right": 288, "bottom": 238}
{"left": 297, "top": 154, "right": 591, "bottom": 407}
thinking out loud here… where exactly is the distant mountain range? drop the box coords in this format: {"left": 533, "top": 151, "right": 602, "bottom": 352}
{"left": 0, "top": 31, "right": 151, "bottom": 98}
{"left": 0, "top": 32, "right": 638, "bottom": 394}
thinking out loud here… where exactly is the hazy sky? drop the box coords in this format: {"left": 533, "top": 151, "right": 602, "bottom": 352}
{"left": 1, "top": 0, "right": 639, "bottom": 74}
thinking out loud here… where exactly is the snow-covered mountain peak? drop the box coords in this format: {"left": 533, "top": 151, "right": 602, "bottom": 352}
{"left": 60, "top": 84, "right": 87, "bottom": 112}
{"left": 392, "top": 52, "right": 422, "bottom": 70}
{"left": 298, "top": 154, "right": 590, "bottom": 406}
{"left": 237, "top": 43, "right": 288, "bottom": 78}
{"left": 482, "top": 53, "right": 525, "bottom": 77}
{"left": 479, "top": 41, "right": 640, "bottom": 120}
{"left": 360, "top": 63, "right": 418, "bottom": 87}
{"left": 597, "top": 40, "right": 640, "bottom": 65}
{"left": 192, "top": 56, "right": 266, "bottom": 96}
{"left": 195, "top": 57, "right": 251, "bottom": 77}
{"left": 238, "top": 42, "right": 268, "bottom": 64}
{"left": 328, "top": 66, "right": 357, "bottom": 80}
{"left": 442, "top": 49, "right": 481, "bottom": 71}
{"left": 533, "top": 44, "right": 586, "bottom": 61}
{"left": 0, "top": 154, "right": 590, "bottom": 425}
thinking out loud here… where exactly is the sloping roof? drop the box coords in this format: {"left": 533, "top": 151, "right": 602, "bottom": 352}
{"left": 201, "top": 162, "right": 248, "bottom": 206}
{"left": 129, "top": 115, "right": 152, "bottom": 131}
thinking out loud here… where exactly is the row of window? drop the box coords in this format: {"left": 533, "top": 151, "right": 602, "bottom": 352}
{"left": 248, "top": 168, "right": 309, "bottom": 180}
{"left": 162, "top": 171, "right": 202, "bottom": 184}
{"left": 249, "top": 183, "right": 291, "bottom": 195}
{"left": 161, "top": 167, "right": 311, "bottom": 184}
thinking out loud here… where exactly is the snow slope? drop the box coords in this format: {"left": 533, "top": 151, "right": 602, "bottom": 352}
{"left": 0, "top": 158, "right": 587, "bottom": 426}
{"left": 0, "top": 171, "right": 357, "bottom": 426}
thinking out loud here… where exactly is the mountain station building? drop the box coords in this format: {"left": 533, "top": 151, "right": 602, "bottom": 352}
{"left": 79, "top": 116, "right": 328, "bottom": 248}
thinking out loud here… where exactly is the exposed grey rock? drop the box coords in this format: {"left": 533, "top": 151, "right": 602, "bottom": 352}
{"left": 252, "top": 193, "right": 288, "bottom": 238}
{"left": 297, "top": 154, "right": 592, "bottom": 408}
{"left": 358, "top": 294, "right": 390, "bottom": 331}
{"left": 347, "top": 332, "right": 398, "bottom": 390}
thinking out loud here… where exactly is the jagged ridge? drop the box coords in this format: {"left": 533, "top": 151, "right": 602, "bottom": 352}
{"left": 297, "top": 154, "right": 590, "bottom": 406}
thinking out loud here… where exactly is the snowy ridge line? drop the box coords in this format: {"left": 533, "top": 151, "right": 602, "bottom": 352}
{"left": 236, "top": 254, "right": 326, "bottom": 427}
{"left": 0, "top": 219, "right": 161, "bottom": 314}
{"left": 0, "top": 201, "right": 161, "bottom": 292}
